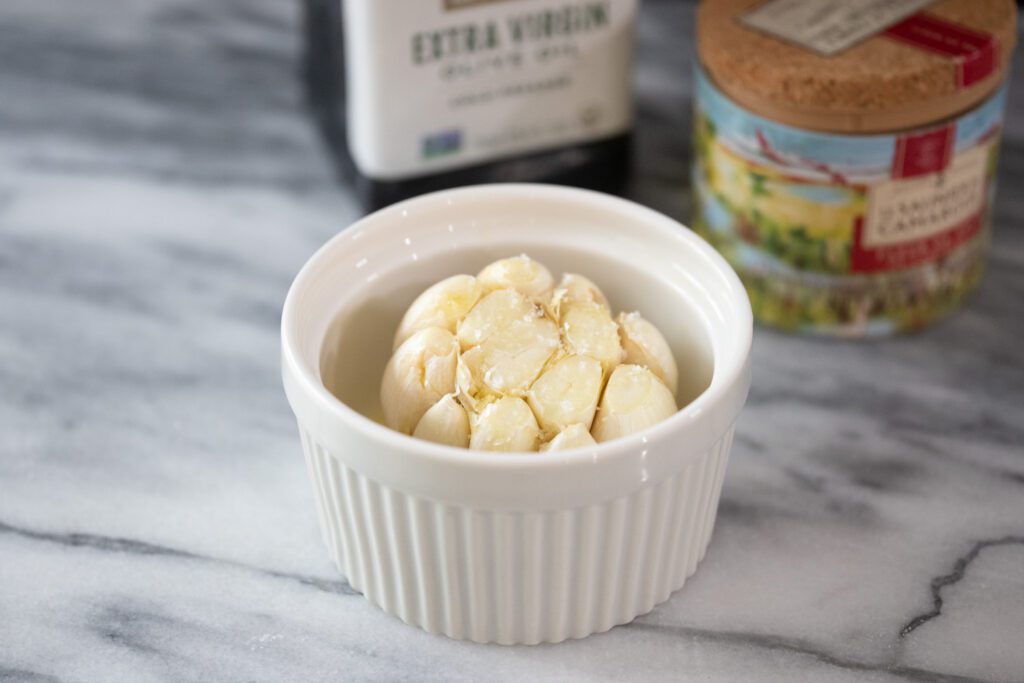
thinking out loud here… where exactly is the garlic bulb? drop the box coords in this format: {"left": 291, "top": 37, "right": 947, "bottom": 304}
{"left": 378, "top": 256, "right": 682, "bottom": 452}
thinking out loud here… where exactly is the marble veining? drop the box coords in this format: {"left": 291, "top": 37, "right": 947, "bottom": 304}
{"left": 2, "top": 0, "right": 1023, "bottom": 681}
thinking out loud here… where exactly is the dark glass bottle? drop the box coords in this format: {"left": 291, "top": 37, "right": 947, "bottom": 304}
{"left": 303, "top": 0, "right": 636, "bottom": 211}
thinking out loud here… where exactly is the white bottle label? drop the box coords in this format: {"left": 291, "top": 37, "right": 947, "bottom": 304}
{"left": 741, "top": 0, "right": 934, "bottom": 55}
{"left": 342, "top": 0, "right": 636, "bottom": 179}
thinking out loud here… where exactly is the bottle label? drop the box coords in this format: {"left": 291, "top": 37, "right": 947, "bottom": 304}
{"left": 342, "top": 0, "right": 636, "bottom": 179}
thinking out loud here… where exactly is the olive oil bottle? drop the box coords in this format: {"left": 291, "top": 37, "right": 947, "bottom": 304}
{"left": 304, "top": 0, "right": 637, "bottom": 210}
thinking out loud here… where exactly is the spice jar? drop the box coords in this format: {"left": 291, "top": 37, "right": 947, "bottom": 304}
{"left": 693, "top": 0, "right": 1017, "bottom": 336}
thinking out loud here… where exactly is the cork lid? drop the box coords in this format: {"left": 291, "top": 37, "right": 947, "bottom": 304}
{"left": 697, "top": 0, "right": 1017, "bottom": 133}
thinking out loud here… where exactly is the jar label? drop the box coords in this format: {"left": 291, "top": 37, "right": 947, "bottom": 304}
{"left": 853, "top": 139, "right": 989, "bottom": 272}
{"left": 741, "top": 0, "right": 934, "bottom": 55}
{"left": 342, "top": 0, "right": 636, "bottom": 179}
{"left": 693, "top": 67, "right": 1005, "bottom": 279}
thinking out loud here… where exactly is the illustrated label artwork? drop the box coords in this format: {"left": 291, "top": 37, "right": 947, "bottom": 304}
{"left": 692, "top": 68, "right": 1005, "bottom": 278}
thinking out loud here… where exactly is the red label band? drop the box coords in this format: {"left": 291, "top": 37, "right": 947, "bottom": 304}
{"left": 892, "top": 123, "right": 956, "bottom": 178}
{"left": 850, "top": 213, "right": 983, "bottom": 273}
{"left": 883, "top": 12, "right": 998, "bottom": 89}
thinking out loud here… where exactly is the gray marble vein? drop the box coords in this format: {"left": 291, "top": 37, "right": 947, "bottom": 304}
{"left": 2, "top": 0, "right": 1023, "bottom": 681}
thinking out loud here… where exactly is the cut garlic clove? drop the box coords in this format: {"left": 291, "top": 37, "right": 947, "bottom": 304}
{"left": 393, "top": 274, "right": 482, "bottom": 350}
{"left": 560, "top": 300, "right": 624, "bottom": 375}
{"left": 469, "top": 397, "right": 541, "bottom": 452}
{"left": 477, "top": 254, "right": 554, "bottom": 299}
{"left": 527, "top": 354, "right": 602, "bottom": 437}
{"left": 592, "top": 364, "right": 677, "bottom": 443}
{"left": 456, "top": 289, "right": 560, "bottom": 398}
{"left": 480, "top": 339, "right": 560, "bottom": 398}
{"left": 412, "top": 394, "right": 470, "bottom": 448}
{"left": 457, "top": 289, "right": 535, "bottom": 350}
{"left": 549, "top": 273, "right": 610, "bottom": 320}
{"left": 617, "top": 312, "right": 679, "bottom": 396}
{"left": 540, "top": 423, "right": 598, "bottom": 451}
{"left": 380, "top": 327, "right": 459, "bottom": 434}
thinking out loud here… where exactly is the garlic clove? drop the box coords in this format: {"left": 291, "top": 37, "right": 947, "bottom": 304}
{"left": 469, "top": 397, "right": 541, "bottom": 452}
{"left": 412, "top": 393, "right": 470, "bottom": 448}
{"left": 380, "top": 327, "right": 459, "bottom": 434}
{"left": 527, "top": 354, "right": 602, "bottom": 437}
{"left": 591, "top": 364, "right": 677, "bottom": 443}
{"left": 617, "top": 312, "right": 679, "bottom": 396}
{"left": 393, "top": 274, "right": 482, "bottom": 350}
{"left": 549, "top": 273, "right": 610, "bottom": 320}
{"left": 560, "top": 300, "right": 624, "bottom": 375}
{"left": 457, "top": 289, "right": 535, "bottom": 350}
{"left": 455, "top": 289, "right": 560, "bottom": 399}
{"left": 477, "top": 254, "right": 554, "bottom": 299}
{"left": 480, "top": 339, "right": 560, "bottom": 398}
{"left": 540, "top": 423, "right": 598, "bottom": 451}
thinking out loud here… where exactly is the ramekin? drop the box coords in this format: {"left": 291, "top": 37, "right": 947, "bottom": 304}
{"left": 282, "top": 184, "right": 752, "bottom": 645}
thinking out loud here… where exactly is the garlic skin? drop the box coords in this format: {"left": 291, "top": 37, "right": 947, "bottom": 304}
{"left": 617, "top": 312, "right": 679, "bottom": 396}
{"left": 549, "top": 273, "right": 610, "bottom": 320}
{"left": 380, "top": 327, "right": 459, "bottom": 435}
{"left": 412, "top": 394, "right": 470, "bottom": 448}
{"left": 527, "top": 354, "right": 602, "bottom": 438}
{"left": 393, "top": 275, "right": 482, "bottom": 350}
{"left": 592, "top": 364, "right": 677, "bottom": 443}
{"left": 469, "top": 397, "right": 541, "bottom": 452}
{"left": 454, "top": 345, "right": 491, "bottom": 412}
{"left": 540, "top": 423, "right": 598, "bottom": 452}
{"left": 477, "top": 255, "right": 554, "bottom": 299}
{"left": 560, "top": 300, "right": 625, "bottom": 375}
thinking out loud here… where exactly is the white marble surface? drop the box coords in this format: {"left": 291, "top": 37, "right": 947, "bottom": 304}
{"left": 2, "top": 1, "right": 1024, "bottom": 681}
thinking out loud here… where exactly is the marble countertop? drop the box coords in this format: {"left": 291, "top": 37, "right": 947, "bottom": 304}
{"left": 2, "top": 1, "right": 1023, "bottom": 681}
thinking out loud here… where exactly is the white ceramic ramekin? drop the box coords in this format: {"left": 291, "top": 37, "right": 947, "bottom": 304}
{"left": 282, "top": 184, "right": 752, "bottom": 645}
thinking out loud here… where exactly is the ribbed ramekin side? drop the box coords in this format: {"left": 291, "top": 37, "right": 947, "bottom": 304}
{"left": 699, "top": 427, "right": 734, "bottom": 562}
{"left": 299, "top": 428, "right": 336, "bottom": 565}
{"left": 674, "top": 426, "right": 733, "bottom": 591}
{"left": 298, "top": 427, "right": 734, "bottom": 644}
